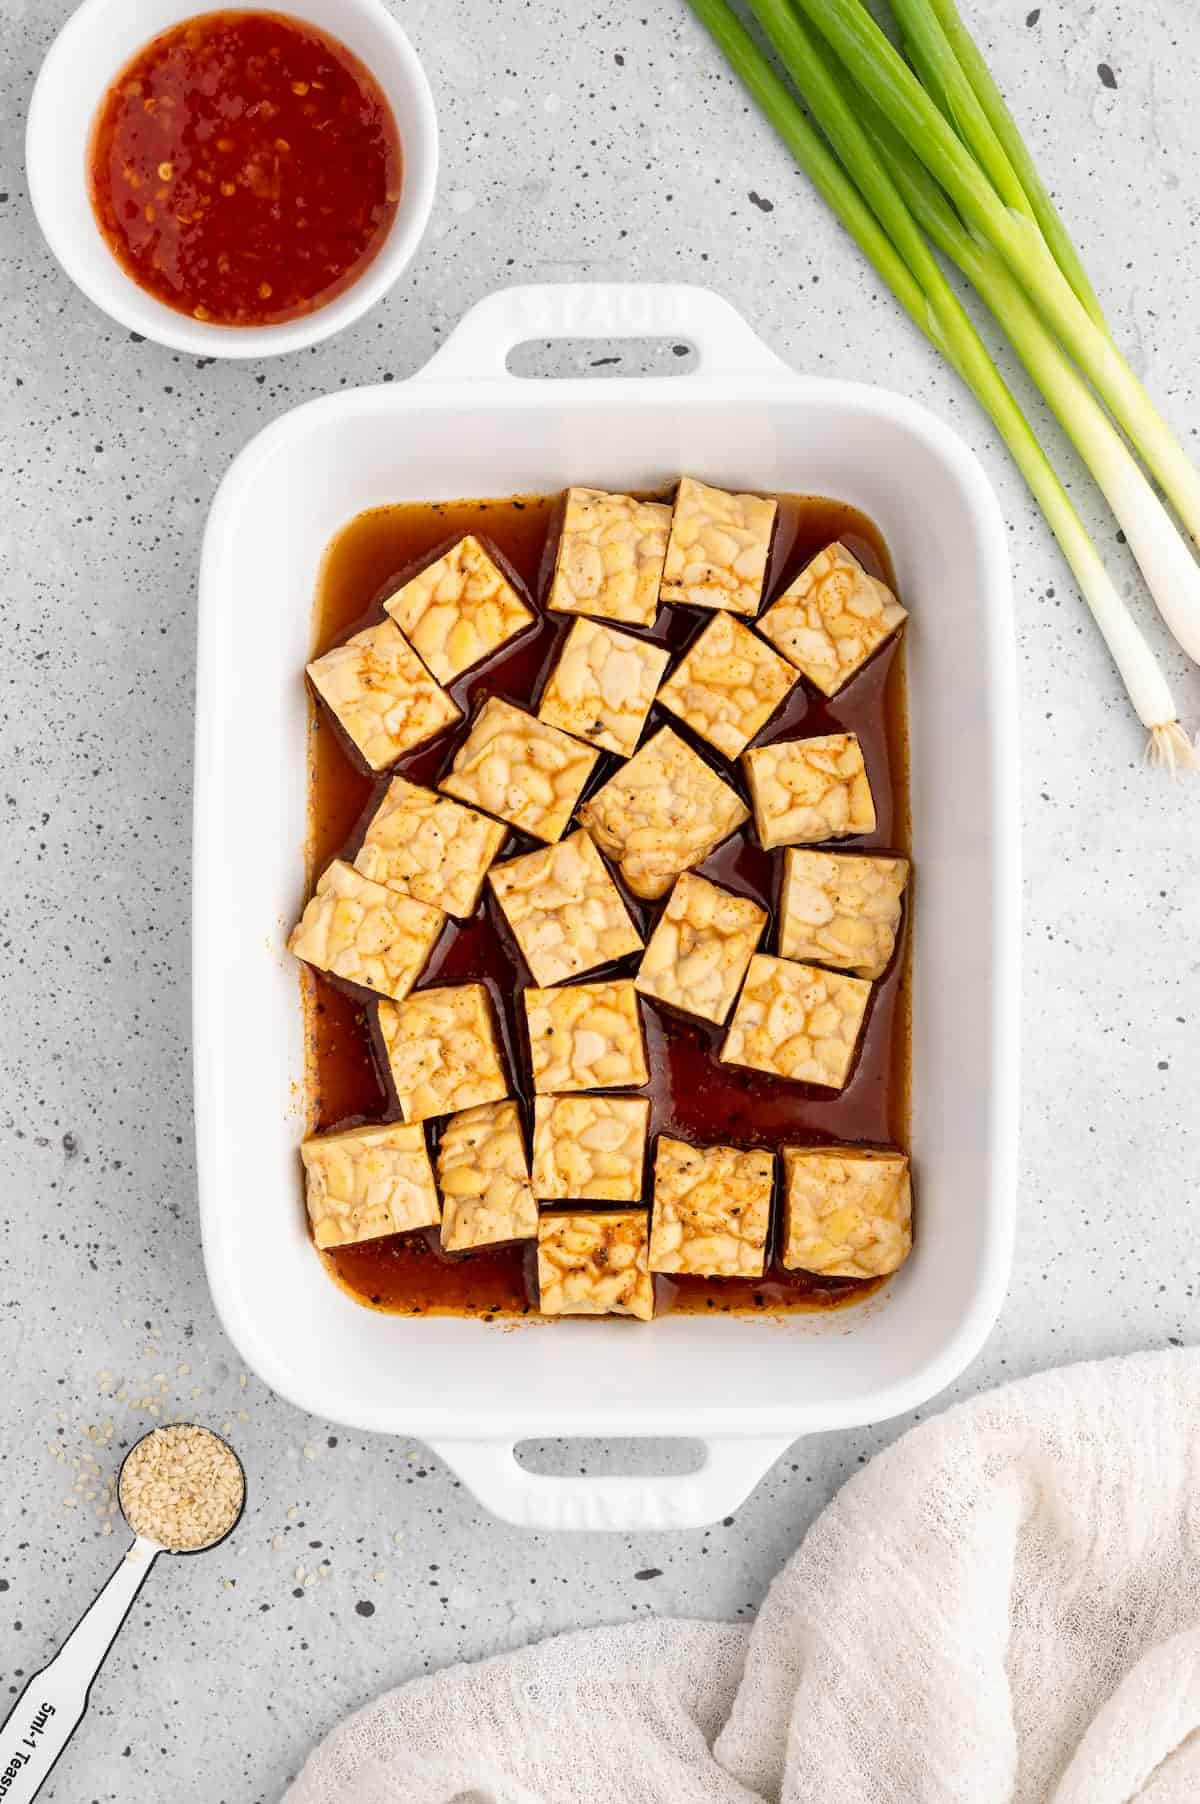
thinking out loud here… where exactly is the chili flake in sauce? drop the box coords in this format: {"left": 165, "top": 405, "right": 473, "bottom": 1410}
{"left": 88, "top": 10, "right": 402, "bottom": 327}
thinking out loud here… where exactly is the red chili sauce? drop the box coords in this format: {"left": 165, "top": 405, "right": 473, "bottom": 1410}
{"left": 88, "top": 10, "right": 402, "bottom": 327}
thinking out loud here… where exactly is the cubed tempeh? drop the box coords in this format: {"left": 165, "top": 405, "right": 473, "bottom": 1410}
{"left": 436, "top": 1099, "right": 537, "bottom": 1252}
{"left": 743, "top": 732, "right": 876, "bottom": 849}
{"left": 578, "top": 725, "right": 749, "bottom": 900}
{"left": 378, "top": 982, "right": 508, "bottom": 1123}
{"left": 780, "top": 1145, "right": 912, "bottom": 1278}
{"left": 635, "top": 872, "right": 766, "bottom": 1026}
{"left": 657, "top": 611, "right": 797, "bottom": 759}
{"left": 537, "top": 616, "right": 669, "bottom": 756}
{"left": 721, "top": 954, "right": 871, "bottom": 1091}
{"left": 531, "top": 1094, "right": 650, "bottom": 1203}
{"left": 759, "top": 542, "right": 906, "bottom": 695}
{"left": 648, "top": 1136, "right": 773, "bottom": 1278}
{"left": 288, "top": 860, "right": 444, "bottom": 1002}
{"left": 536, "top": 1210, "right": 654, "bottom": 1319}
{"left": 382, "top": 535, "right": 534, "bottom": 683}
{"left": 489, "top": 830, "right": 642, "bottom": 987}
{"left": 306, "top": 619, "right": 460, "bottom": 771}
{"left": 548, "top": 487, "right": 672, "bottom": 627}
{"left": 779, "top": 849, "right": 909, "bottom": 980}
{"left": 439, "top": 698, "right": 599, "bottom": 843}
{"left": 354, "top": 776, "right": 507, "bottom": 919}
{"left": 300, "top": 1121, "right": 439, "bottom": 1249}
{"left": 524, "top": 979, "right": 648, "bottom": 1093}
{"left": 660, "top": 476, "right": 776, "bottom": 615}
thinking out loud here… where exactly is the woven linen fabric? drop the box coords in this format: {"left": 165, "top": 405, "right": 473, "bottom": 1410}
{"left": 286, "top": 1349, "right": 1200, "bottom": 1804}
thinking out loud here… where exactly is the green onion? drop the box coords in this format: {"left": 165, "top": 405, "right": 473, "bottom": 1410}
{"left": 858, "top": 91, "right": 1200, "bottom": 671}
{"left": 919, "top": 0, "right": 1108, "bottom": 330}
{"left": 787, "top": 0, "right": 1200, "bottom": 550}
{"left": 888, "top": 0, "right": 1033, "bottom": 222}
{"left": 684, "top": 0, "right": 1191, "bottom": 765}
{"left": 678, "top": 0, "right": 930, "bottom": 341}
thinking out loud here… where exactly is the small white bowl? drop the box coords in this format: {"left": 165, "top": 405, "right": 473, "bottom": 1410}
{"left": 27, "top": 0, "right": 438, "bottom": 357}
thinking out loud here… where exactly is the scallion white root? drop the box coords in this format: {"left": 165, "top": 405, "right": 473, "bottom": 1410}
{"left": 1042, "top": 512, "right": 1186, "bottom": 763}
{"left": 1146, "top": 722, "right": 1199, "bottom": 775}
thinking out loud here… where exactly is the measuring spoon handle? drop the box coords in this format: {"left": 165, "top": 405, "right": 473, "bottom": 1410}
{"left": 0, "top": 1538, "right": 160, "bottom": 1803}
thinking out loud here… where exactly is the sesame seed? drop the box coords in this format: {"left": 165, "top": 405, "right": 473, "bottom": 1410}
{"left": 118, "top": 1425, "right": 243, "bottom": 1552}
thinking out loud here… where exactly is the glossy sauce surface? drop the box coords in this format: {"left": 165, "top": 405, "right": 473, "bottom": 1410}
{"left": 304, "top": 493, "right": 911, "bottom": 1317}
{"left": 89, "top": 10, "right": 401, "bottom": 326}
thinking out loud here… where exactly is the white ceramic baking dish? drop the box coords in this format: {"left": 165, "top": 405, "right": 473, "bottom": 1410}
{"left": 194, "top": 283, "right": 1019, "bottom": 1531}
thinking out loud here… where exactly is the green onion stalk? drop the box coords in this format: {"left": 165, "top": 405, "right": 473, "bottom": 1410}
{"left": 685, "top": 0, "right": 1192, "bottom": 765}
{"left": 858, "top": 92, "right": 1200, "bottom": 676}
{"left": 788, "top": 0, "right": 1200, "bottom": 552}
{"left": 915, "top": 0, "right": 1107, "bottom": 330}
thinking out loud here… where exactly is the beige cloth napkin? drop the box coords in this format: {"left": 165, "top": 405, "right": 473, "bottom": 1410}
{"left": 286, "top": 1349, "right": 1200, "bottom": 1803}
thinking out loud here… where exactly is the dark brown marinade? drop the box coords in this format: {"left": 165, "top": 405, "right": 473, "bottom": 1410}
{"left": 301, "top": 491, "right": 911, "bottom": 1318}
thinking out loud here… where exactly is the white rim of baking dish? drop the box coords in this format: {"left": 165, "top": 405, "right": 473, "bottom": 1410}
{"left": 26, "top": 0, "right": 438, "bottom": 357}
{"left": 194, "top": 284, "right": 1020, "bottom": 1525}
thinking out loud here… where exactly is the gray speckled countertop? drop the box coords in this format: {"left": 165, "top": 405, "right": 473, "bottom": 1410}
{"left": 2, "top": 2, "right": 1198, "bottom": 1799}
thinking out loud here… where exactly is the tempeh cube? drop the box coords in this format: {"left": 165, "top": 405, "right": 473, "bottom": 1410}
{"left": 779, "top": 849, "right": 909, "bottom": 980}
{"left": 354, "top": 777, "right": 507, "bottom": 919}
{"left": 531, "top": 1095, "right": 650, "bottom": 1203}
{"left": 635, "top": 873, "right": 766, "bottom": 1026}
{"left": 548, "top": 487, "right": 673, "bottom": 627}
{"left": 648, "top": 1137, "right": 773, "bottom": 1278}
{"left": 378, "top": 982, "right": 508, "bottom": 1123}
{"left": 759, "top": 542, "right": 906, "bottom": 696}
{"left": 578, "top": 726, "right": 749, "bottom": 901}
{"left": 657, "top": 611, "right": 797, "bottom": 759}
{"left": 489, "top": 830, "right": 642, "bottom": 987}
{"left": 536, "top": 1210, "right": 654, "bottom": 1319}
{"left": 781, "top": 1145, "right": 912, "bottom": 1278}
{"left": 524, "top": 979, "right": 648, "bottom": 1093}
{"left": 288, "top": 860, "right": 444, "bottom": 1002}
{"left": 720, "top": 954, "right": 871, "bottom": 1091}
{"left": 436, "top": 1099, "right": 537, "bottom": 1252}
{"left": 307, "top": 620, "right": 461, "bottom": 771}
{"left": 382, "top": 535, "right": 535, "bottom": 683}
{"left": 743, "top": 732, "right": 876, "bottom": 849}
{"left": 300, "top": 1121, "right": 439, "bottom": 1249}
{"left": 660, "top": 476, "right": 777, "bottom": 616}
{"left": 537, "top": 617, "right": 669, "bottom": 756}
{"left": 439, "top": 698, "right": 598, "bottom": 843}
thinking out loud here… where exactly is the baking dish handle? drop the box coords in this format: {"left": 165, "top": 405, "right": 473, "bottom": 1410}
{"left": 411, "top": 282, "right": 790, "bottom": 385}
{"left": 430, "top": 1435, "right": 793, "bottom": 1532}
